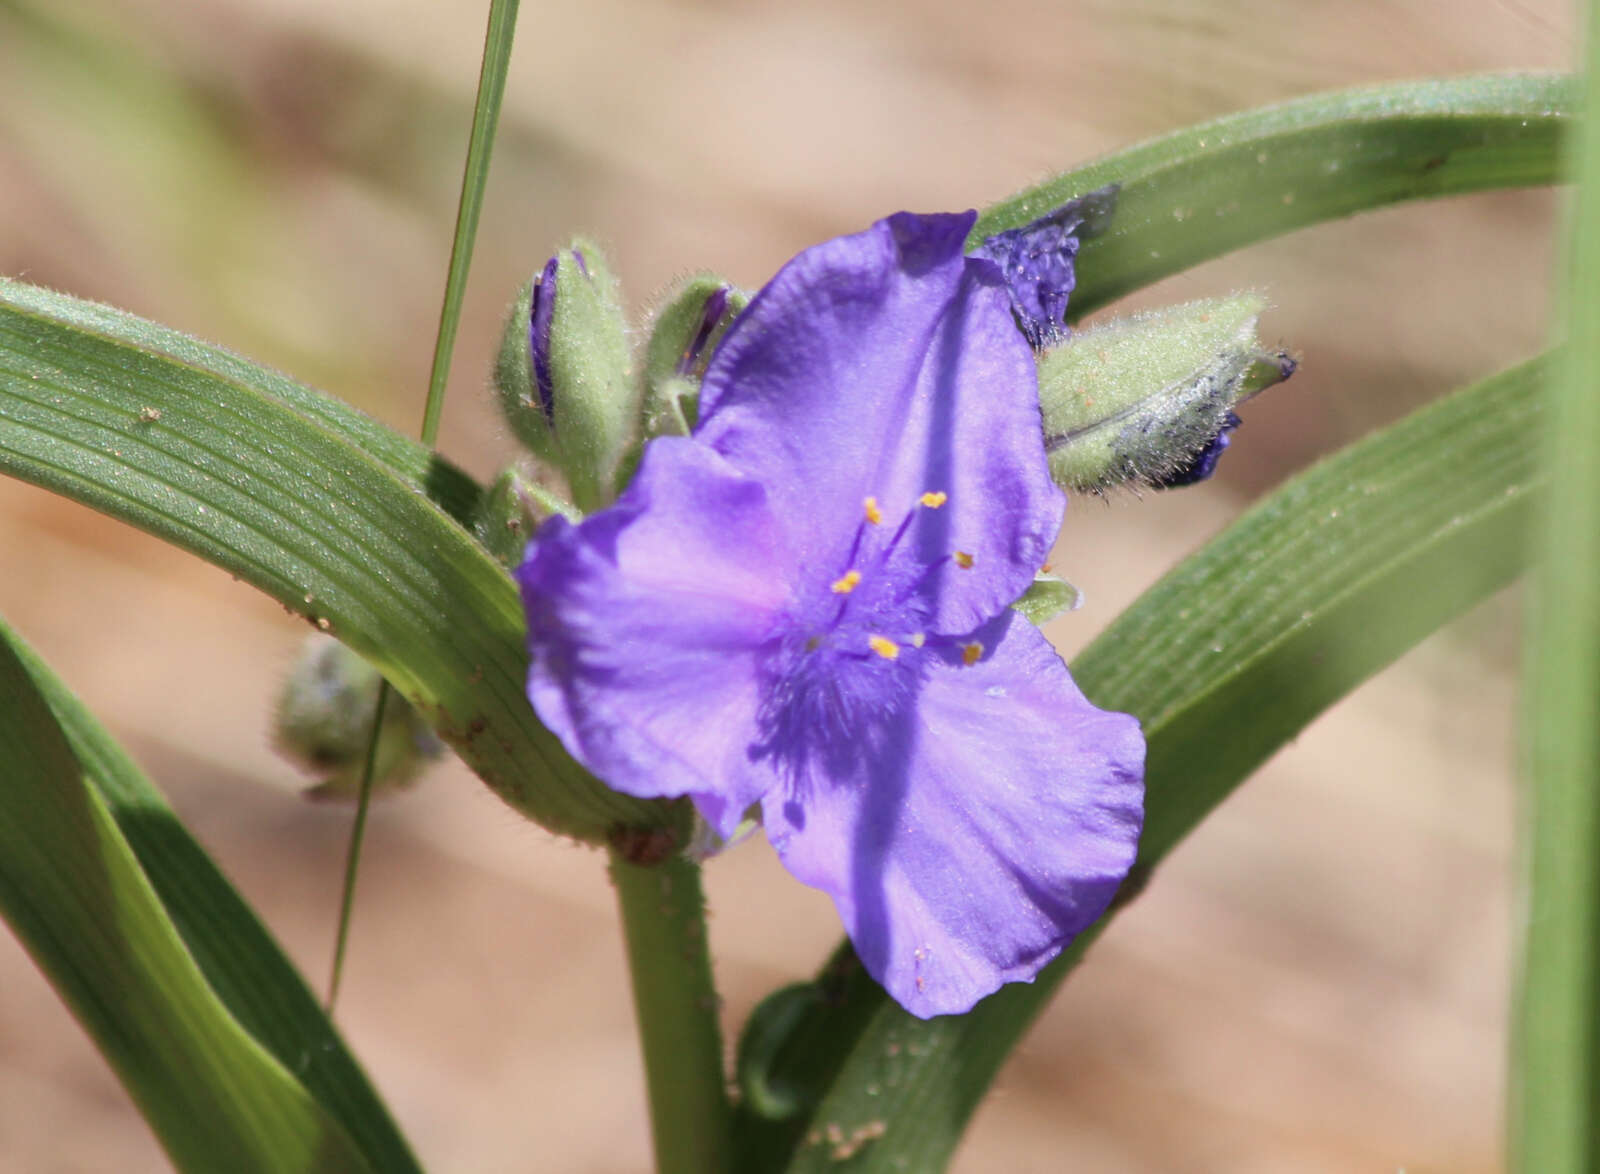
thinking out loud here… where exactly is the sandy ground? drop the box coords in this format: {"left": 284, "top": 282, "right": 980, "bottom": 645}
{"left": 0, "top": 0, "right": 1572, "bottom": 1169}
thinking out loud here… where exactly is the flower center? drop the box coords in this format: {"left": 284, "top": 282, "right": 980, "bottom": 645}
{"left": 750, "top": 492, "right": 983, "bottom": 784}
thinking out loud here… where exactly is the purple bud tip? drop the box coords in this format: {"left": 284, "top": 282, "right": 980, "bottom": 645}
{"left": 677, "top": 285, "right": 732, "bottom": 375}
{"left": 972, "top": 183, "right": 1119, "bottom": 350}
{"left": 528, "top": 255, "right": 560, "bottom": 422}
{"left": 1155, "top": 411, "right": 1241, "bottom": 489}
{"left": 571, "top": 247, "right": 589, "bottom": 279}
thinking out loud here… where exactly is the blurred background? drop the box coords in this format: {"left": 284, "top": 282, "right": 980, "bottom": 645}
{"left": 0, "top": 0, "right": 1571, "bottom": 1169}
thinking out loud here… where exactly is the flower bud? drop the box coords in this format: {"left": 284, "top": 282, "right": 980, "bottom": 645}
{"left": 640, "top": 276, "right": 748, "bottom": 437}
{"left": 1036, "top": 292, "right": 1295, "bottom": 493}
{"left": 493, "top": 241, "right": 637, "bottom": 512}
{"left": 273, "top": 635, "right": 443, "bottom": 800}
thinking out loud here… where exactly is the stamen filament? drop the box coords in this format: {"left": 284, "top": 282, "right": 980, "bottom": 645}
{"left": 893, "top": 553, "right": 951, "bottom": 605}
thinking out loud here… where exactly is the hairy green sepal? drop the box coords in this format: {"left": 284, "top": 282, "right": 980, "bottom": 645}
{"left": 1039, "top": 294, "right": 1291, "bottom": 492}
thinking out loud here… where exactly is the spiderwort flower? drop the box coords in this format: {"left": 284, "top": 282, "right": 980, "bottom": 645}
{"left": 518, "top": 211, "right": 1144, "bottom": 1018}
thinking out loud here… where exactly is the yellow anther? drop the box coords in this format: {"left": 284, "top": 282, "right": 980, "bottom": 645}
{"left": 954, "top": 550, "right": 974, "bottom": 569}
{"left": 919, "top": 491, "right": 948, "bottom": 509}
{"left": 830, "top": 569, "right": 862, "bottom": 594}
{"left": 910, "top": 633, "right": 926, "bottom": 648}
{"left": 863, "top": 496, "right": 883, "bottom": 525}
{"left": 868, "top": 635, "right": 900, "bottom": 661}
{"left": 962, "top": 642, "right": 984, "bottom": 666}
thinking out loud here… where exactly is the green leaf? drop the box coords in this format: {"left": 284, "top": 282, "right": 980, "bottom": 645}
{"left": 0, "top": 279, "right": 482, "bottom": 526}
{"left": 1510, "top": 20, "right": 1600, "bottom": 1170}
{"left": 736, "top": 356, "right": 1547, "bottom": 1172}
{"left": 4, "top": 615, "right": 422, "bottom": 1170}
{"left": 0, "top": 277, "right": 682, "bottom": 844}
{"left": 971, "top": 74, "right": 1574, "bottom": 320}
{"left": 0, "top": 617, "right": 393, "bottom": 1172}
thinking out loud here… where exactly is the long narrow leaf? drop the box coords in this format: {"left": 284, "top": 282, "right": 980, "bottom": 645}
{"left": 1511, "top": 23, "right": 1600, "bottom": 1170}
{"left": 2, "top": 616, "right": 423, "bottom": 1173}
{"left": 971, "top": 74, "right": 1573, "bottom": 320}
{"left": 736, "top": 357, "right": 1546, "bottom": 1172}
{"left": 0, "top": 280, "right": 482, "bottom": 525}
{"left": 0, "top": 281, "right": 677, "bottom": 844}
{"left": 0, "top": 620, "right": 377, "bottom": 1172}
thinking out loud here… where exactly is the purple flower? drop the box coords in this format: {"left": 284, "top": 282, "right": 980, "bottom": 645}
{"left": 518, "top": 212, "right": 1144, "bottom": 1017}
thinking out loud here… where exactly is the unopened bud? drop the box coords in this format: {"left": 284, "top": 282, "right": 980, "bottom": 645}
{"left": 1036, "top": 293, "right": 1295, "bottom": 493}
{"left": 273, "top": 635, "right": 443, "bottom": 800}
{"left": 493, "top": 241, "right": 637, "bottom": 512}
{"left": 609, "top": 276, "right": 748, "bottom": 488}
{"left": 641, "top": 276, "right": 748, "bottom": 437}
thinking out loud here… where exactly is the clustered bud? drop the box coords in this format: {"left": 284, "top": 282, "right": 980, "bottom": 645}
{"left": 494, "top": 243, "right": 751, "bottom": 516}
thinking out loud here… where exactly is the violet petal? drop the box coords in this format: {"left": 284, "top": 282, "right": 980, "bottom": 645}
{"left": 761, "top": 611, "right": 1144, "bottom": 1017}
{"left": 518, "top": 437, "right": 786, "bottom": 834}
{"left": 696, "top": 212, "right": 1063, "bottom": 635}
{"left": 972, "top": 184, "right": 1119, "bottom": 348}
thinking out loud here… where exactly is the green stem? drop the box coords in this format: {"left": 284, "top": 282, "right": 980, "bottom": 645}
{"left": 325, "top": 683, "right": 389, "bottom": 1012}
{"left": 609, "top": 847, "right": 731, "bottom": 1174}
{"left": 420, "top": 0, "right": 521, "bottom": 448}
